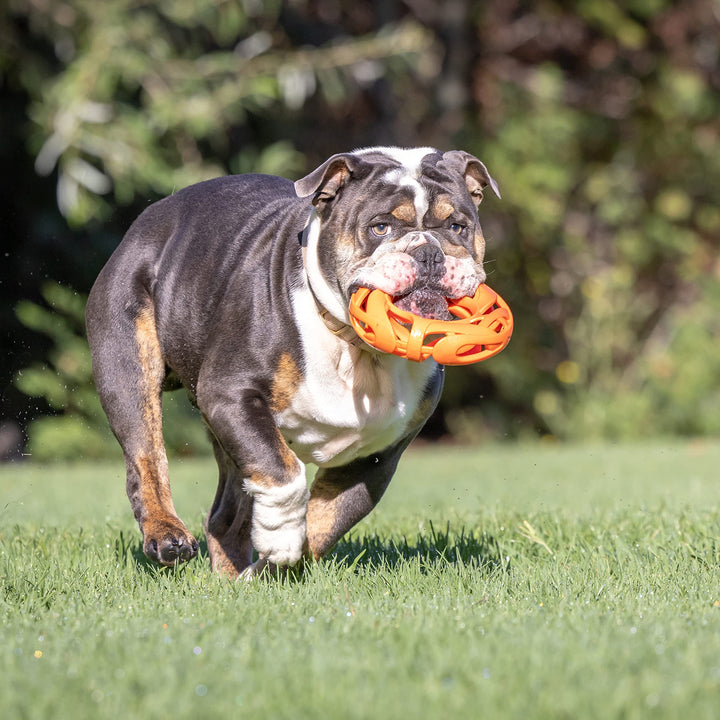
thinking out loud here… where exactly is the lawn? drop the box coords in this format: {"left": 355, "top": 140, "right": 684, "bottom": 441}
{"left": 2, "top": 440, "right": 720, "bottom": 719}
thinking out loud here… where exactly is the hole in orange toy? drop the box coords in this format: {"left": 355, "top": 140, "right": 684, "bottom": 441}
{"left": 348, "top": 284, "right": 513, "bottom": 365}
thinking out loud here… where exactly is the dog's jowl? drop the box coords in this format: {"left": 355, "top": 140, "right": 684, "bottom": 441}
{"left": 86, "top": 147, "right": 499, "bottom": 578}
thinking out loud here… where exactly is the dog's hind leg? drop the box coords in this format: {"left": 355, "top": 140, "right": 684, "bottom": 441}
{"left": 87, "top": 283, "right": 198, "bottom": 566}
{"left": 305, "top": 445, "right": 405, "bottom": 560}
{"left": 204, "top": 437, "right": 254, "bottom": 577}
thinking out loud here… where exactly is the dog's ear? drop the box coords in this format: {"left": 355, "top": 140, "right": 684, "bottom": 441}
{"left": 295, "top": 154, "right": 370, "bottom": 206}
{"left": 440, "top": 150, "right": 501, "bottom": 206}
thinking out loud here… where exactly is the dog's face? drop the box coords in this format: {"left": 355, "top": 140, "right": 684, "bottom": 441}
{"left": 295, "top": 147, "right": 499, "bottom": 322}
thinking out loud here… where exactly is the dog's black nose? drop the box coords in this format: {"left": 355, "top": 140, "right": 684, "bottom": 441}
{"left": 409, "top": 243, "right": 445, "bottom": 277}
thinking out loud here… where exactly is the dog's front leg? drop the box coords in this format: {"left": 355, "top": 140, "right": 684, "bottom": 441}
{"left": 199, "top": 387, "right": 309, "bottom": 570}
{"left": 244, "top": 460, "right": 309, "bottom": 568}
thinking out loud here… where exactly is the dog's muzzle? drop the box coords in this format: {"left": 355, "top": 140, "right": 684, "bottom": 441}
{"left": 393, "top": 239, "right": 453, "bottom": 320}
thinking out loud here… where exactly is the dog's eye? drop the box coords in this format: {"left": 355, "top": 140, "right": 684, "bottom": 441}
{"left": 450, "top": 223, "right": 465, "bottom": 234}
{"left": 371, "top": 223, "right": 390, "bottom": 237}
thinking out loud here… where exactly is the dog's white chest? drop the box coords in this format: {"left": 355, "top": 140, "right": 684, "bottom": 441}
{"left": 278, "top": 287, "right": 436, "bottom": 468}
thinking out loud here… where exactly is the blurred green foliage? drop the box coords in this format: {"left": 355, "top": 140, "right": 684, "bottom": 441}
{"left": 3, "top": 0, "right": 720, "bottom": 454}
{"left": 14, "top": 284, "right": 107, "bottom": 460}
{"left": 472, "top": 2, "right": 720, "bottom": 440}
{"left": 8, "top": 0, "right": 430, "bottom": 226}
{"left": 15, "top": 283, "right": 210, "bottom": 460}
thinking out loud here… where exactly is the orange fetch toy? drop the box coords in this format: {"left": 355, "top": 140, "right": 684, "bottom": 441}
{"left": 348, "top": 284, "right": 513, "bottom": 365}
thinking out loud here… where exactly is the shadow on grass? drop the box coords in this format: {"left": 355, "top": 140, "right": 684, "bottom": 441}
{"left": 113, "top": 523, "right": 507, "bottom": 578}
{"left": 330, "top": 522, "right": 508, "bottom": 575}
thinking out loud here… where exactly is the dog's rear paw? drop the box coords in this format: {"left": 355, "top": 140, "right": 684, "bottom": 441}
{"left": 143, "top": 520, "right": 198, "bottom": 565}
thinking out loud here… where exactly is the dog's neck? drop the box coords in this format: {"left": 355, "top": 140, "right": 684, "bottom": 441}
{"left": 301, "top": 253, "right": 364, "bottom": 347}
{"left": 299, "top": 212, "right": 365, "bottom": 347}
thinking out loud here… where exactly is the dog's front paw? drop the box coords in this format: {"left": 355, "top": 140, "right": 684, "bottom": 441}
{"left": 142, "top": 518, "right": 199, "bottom": 565}
{"left": 245, "top": 470, "right": 309, "bottom": 567}
{"left": 240, "top": 557, "right": 306, "bottom": 582}
{"left": 253, "top": 519, "right": 306, "bottom": 566}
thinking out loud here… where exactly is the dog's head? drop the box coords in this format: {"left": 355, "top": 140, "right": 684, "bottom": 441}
{"left": 295, "top": 147, "right": 499, "bottom": 324}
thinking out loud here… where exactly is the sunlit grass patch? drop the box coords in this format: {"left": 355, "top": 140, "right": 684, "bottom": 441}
{"left": 1, "top": 441, "right": 720, "bottom": 719}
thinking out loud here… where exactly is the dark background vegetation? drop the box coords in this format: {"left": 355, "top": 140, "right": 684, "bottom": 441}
{"left": 1, "top": 0, "right": 719, "bottom": 460}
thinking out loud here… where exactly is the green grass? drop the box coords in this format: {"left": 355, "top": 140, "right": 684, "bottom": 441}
{"left": 2, "top": 441, "right": 720, "bottom": 719}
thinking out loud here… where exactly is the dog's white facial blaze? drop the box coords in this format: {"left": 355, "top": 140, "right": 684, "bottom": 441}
{"left": 353, "top": 146, "right": 437, "bottom": 173}
{"left": 356, "top": 146, "right": 435, "bottom": 221}
{"left": 244, "top": 464, "right": 309, "bottom": 566}
{"left": 381, "top": 167, "right": 429, "bottom": 222}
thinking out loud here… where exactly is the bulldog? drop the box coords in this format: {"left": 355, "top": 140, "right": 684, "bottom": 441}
{"left": 86, "top": 146, "right": 499, "bottom": 578}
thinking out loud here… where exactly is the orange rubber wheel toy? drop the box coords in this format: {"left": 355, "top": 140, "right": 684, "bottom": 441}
{"left": 348, "top": 284, "right": 513, "bottom": 365}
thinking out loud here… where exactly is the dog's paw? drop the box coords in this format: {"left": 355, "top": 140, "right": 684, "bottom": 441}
{"left": 142, "top": 518, "right": 199, "bottom": 565}
{"left": 239, "top": 557, "right": 306, "bottom": 582}
{"left": 253, "top": 521, "right": 306, "bottom": 566}
{"left": 245, "top": 468, "right": 309, "bottom": 568}
{"left": 239, "top": 557, "right": 274, "bottom": 582}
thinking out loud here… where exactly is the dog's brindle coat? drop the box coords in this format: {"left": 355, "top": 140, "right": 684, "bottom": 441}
{"left": 86, "top": 147, "right": 499, "bottom": 578}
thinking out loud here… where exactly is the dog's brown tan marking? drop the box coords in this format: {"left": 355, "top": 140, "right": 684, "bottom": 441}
{"left": 473, "top": 228, "right": 486, "bottom": 258}
{"left": 206, "top": 517, "right": 247, "bottom": 575}
{"left": 442, "top": 243, "right": 470, "bottom": 259}
{"left": 432, "top": 195, "right": 455, "bottom": 222}
{"left": 278, "top": 427, "right": 303, "bottom": 474}
{"left": 391, "top": 202, "right": 416, "bottom": 224}
{"left": 304, "top": 442, "right": 417, "bottom": 560}
{"left": 338, "top": 231, "right": 355, "bottom": 248}
{"left": 130, "top": 306, "right": 198, "bottom": 565}
{"left": 271, "top": 353, "right": 301, "bottom": 413}
{"left": 135, "top": 307, "right": 164, "bottom": 453}
{"left": 305, "top": 476, "right": 345, "bottom": 558}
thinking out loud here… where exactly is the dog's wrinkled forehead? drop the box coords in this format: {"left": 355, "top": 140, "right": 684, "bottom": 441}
{"left": 295, "top": 146, "right": 500, "bottom": 221}
{"left": 351, "top": 146, "right": 437, "bottom": 218}
{"left": 352, "top": 145, "right": 438, "bottom": 173}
